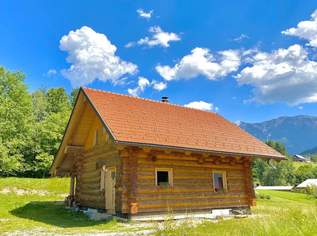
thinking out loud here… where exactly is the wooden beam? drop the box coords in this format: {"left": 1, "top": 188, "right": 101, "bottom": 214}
{"left": 127, "top": 148, "right": 139, "bottom": 214}
{"left": 70, "top": 175, "right": 75, "bottom": 196}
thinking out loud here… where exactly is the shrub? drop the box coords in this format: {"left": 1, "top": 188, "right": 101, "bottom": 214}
{"left": 306, "top": 185, "right": 317, "bottom": 198}
{"left": 256, "top": 193, "right": 271, "bottom": 200}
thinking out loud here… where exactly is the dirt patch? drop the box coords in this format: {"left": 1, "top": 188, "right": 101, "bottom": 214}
{"left": 0, "top": 218, "right": 10, "bottom": 222}
{"left": 0, "top": 187, "right": 62, "bottom": 196}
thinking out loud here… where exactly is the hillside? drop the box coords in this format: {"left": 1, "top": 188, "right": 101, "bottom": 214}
{"left": 240, "top": 115, "right": 317, "bottom": 154}
{"left": 301, "top": 146, "right": 317, "bottom": 156}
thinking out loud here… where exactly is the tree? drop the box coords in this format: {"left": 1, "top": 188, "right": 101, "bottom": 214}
{"left": 0, "top": 67, "right": 33, "bottom": 141}
{"left": 262, "top": 161, "right": 295, "bottom": 185}
{"left": 266, "top": 140, "right": 288, "bottom": 156}
{"left": 29, "top": 87, "right": 72, "bottom": 176}
{"left": 253, "top": 140, "right": 295, "bottom": 186}
{"left": 252, "top": 159, "right": 269, "bottom": 184}
{"left": 70, "top": 88, "right": 79, "bottom": 106}
{"left": 294, "top": 165, "right": 317, "bottom": 184}
{"left": 0, "top": 67, "right": 34, "bottom": 175}
{"left": 46, "top": 88, "right": 71, "bottom": 114}
{"left": 0, "top": 66, "right": 73, "bottom": 177}
{"left": 32, "top": 89, "right": 47, "bottom": 122}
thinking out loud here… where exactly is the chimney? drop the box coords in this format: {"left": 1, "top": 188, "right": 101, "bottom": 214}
{"left": 161, "top": 96, "right": 169, "bottom": 103}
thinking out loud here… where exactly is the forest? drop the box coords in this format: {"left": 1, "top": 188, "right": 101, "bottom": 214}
{"left": 1, "top": 66, "right": 317, "bottom": 184}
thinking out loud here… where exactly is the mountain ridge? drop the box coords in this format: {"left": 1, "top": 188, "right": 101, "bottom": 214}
{"left": 239, "top": 115, "right": 317, "bottom": 154}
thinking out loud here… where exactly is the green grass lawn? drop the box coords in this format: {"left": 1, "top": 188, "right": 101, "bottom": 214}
{"left": 0, "top": 177, "right": 316, "bottom": 235}
{"left": 0, "top": 177, "right": 127, "bottom": 235}
{"left": 156, "top": 190, "right": 317, "bottom": 236}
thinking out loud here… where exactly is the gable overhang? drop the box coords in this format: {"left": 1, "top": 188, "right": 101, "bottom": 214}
{"left": 50, "top": 87, "right": 117, "bottom": 176}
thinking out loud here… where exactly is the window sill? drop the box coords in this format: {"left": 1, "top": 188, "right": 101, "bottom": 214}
{"left": 155, "top": 185, "right": 174, "bottom": 190}
{"left": 213, "top": 190, "right": 228, "bottom": 194}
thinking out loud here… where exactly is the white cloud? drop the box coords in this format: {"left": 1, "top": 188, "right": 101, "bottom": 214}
{"left": 184, "top": 101, "right": 218, "bottom": 112}
{"left": 156, "top": 47, "right": 240, "bottom": 81}
{"left": 236, "top": 44, "right": 317, "bottom": 105}
{"left": 152, "top": 81, "right": 167, "bottom": 91}
{"left": 124, "top": 41, "right": 135, "bottom": 48}
{"left": 282, "top": 10, "right": 317, "bottom": 47}
{"left": 137, "top": 9, "right": 153, "bottom": 19}
{"left": 233, "top": 34, "right": 249, "bottom": 42}
{"left": 60, "top": 26, "right": 137, "bottom": 87}
{"left": 128, "top": 77, "right": 150, "bottom": 97}
{"left": 126, "top": 26, "right": 180, "bottom": 48}
{"left": 47, "top": 69, "right": 57, "bottom": 76}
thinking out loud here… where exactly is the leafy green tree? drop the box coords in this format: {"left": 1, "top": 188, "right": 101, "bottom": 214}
{"left": 32, "top": 89, "right": 47, "bottom": 122}
{"left": 266, "top": 140, "right": 288, "bottom": 156}
{"left": 262, "top": 161, "right": 295, "bottom": 185}
{"left": 46, "top": 88, "right": 71, "bottom": 114}
{"left": 0, "top": 67, "right": 33, "bottom": 141}
{"left": 0, "top": 139, "right": 23, "bottom": 176}
{"left": 294, "top": 165, "right": 317, "bottom": 184}
{"left": 0, "top": 67, "right": 34, "bottom": 175}
{"left": 252, "top": 159, "right": 269, "bottom": 184}
{"left": 253, "top": 140, "right": 295, "bottom": 186}
{"left": 70, "top": 88, "right": 79, "bottom": 106}
{"left": 28, "top": 88, "right": 71, "bottom": 176}
{"left": 0, "top": 67, "right": 73, "bottom": 177}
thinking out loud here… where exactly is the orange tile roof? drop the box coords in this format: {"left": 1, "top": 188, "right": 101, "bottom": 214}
{"left": 83, "top": 87, "right": 284, "bottom": 159}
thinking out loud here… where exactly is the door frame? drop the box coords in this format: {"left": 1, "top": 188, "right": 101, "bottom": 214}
{"left": 105, "top": 166, "right": 116, "bottom": 214}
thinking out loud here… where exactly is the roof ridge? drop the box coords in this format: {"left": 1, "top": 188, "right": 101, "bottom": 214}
{"left": 82, "top": 86, "right": 218, "bottom": 115}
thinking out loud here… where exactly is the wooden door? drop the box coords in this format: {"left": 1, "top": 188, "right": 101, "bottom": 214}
{"left": 105, "top": 167, "right": 116, "bottom": 214}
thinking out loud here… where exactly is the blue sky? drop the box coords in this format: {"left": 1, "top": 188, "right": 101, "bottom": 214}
{"left": 1, "top": 1, "right": 317, "bottom": 123}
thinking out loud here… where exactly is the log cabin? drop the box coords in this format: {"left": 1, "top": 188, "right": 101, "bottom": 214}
{"left": 50, "top": 87, "right": 284, "bottom": 218}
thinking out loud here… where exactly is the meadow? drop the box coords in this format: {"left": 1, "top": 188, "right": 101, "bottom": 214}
{"left": 0, "top": 177, "right": 316, "bottom": 235}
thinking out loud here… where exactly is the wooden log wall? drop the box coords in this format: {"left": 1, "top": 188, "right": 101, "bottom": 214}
{"left": 75, "top": 143, "right": 120, "bottom": 210}
{"left": 120, "top": 148, "right": 254, "bottom": 214}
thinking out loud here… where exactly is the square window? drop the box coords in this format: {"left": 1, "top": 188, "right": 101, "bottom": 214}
{"left": 212, "top": 171, "right": 227, "bottom": 192}
{"left": 155, "top": 168, "right": 173, "bottom": 187}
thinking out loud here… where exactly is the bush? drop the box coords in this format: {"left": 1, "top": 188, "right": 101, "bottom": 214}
{"left": 306, "top": 185, "right": 317, "bottom": 198}
{"left": 256, "top": 193, "right": 271, "bottom": 200}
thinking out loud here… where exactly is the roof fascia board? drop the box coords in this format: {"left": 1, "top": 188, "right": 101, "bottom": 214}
{"left": 115, "top": 140, "right": 285, "bottom": 160}
{"left": 81, "top": 88, "right": 117, "bottom": 143}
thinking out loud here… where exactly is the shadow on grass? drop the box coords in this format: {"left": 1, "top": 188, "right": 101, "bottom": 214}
{"left": 10, "top": 201, "right": 109, "bottom": 228}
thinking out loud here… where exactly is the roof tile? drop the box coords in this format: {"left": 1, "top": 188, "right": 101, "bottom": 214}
{"left": 83, "top": 87, "right": 284, "bottom": 159}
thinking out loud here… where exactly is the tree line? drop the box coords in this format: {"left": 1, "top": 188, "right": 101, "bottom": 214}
{"left": 0, "top": 66, "right": 77, "bottom": 177}
{"left": 253, "top": 140, "right": 317, "bottom": 186}
{"left": 0, "top": 66, "right": 317, "bottom": 183}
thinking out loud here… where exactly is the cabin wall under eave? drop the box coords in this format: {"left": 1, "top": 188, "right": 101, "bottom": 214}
{"left": 120, "top": 149, "right": 254, "bottom": 215}
{"left": 75, "top": 143, "right": 121, "bottom": 209}
{"left": 74, "top": 116, "right": 122, "bottom": 211}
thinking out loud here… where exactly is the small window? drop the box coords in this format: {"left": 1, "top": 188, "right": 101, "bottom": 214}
{"left": 155, "top": 168, "right": 173, "bottom": 187}
{"left": 212, "top": 171, "right": 227, "bottom": 192}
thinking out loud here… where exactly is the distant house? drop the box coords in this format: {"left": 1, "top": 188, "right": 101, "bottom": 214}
{"left": 293, "top": 154, "right": 310, "bottom": 162}
{"left": 296, "top": 179, "right": 317, "bottom": 188}
{"left": 50, "top": 87, "right": 284, "bottom": 218}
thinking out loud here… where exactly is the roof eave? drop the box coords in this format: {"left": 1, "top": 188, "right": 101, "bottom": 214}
{"left": 115, "top": 140, "right": 286, "bottom": 160}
